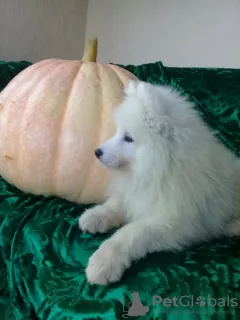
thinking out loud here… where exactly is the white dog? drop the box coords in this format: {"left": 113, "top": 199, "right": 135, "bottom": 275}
{"left": 79, "top": 80, "right": 240, "bottom": 285}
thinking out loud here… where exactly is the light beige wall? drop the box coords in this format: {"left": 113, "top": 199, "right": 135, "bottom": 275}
{"left": 0, "top": 0, "right": 88, "bottom": 62}
{"left": 86, "top": 0, "right": 240, "bottom": 67}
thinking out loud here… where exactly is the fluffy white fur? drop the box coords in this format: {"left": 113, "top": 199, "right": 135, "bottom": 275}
{"left": 79, "top": 80, "right": 240, "bottom": 285}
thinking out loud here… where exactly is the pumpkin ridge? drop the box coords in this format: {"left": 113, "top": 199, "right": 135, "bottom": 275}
{"left": 77, "top": 63, "right": 105, "bottom": 202}
{"left": 0, "top": 59, "right": 56, "bottom": 103}
{"left": 108, "top": 64, "right": 133, "bottom": 87}
{"left": 18, "top": 60, "right": 69, "bottom": 190}
{"left": 52, "top": 61, "right": 82, "bottom": 195}
{"left": 2, "top": 60, "right": 62, "bottom": 187}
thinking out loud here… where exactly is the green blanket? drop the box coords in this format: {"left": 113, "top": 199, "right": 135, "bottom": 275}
{"left": 1, "top": 60, "right": 240, "bottom": 320}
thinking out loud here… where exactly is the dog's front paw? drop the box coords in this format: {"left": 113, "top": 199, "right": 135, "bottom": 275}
{"left": 86, "top": 241, "right": 127, "bottom": 285}
{"left": 79, "top": 206, "right": 110, "bottom": 234}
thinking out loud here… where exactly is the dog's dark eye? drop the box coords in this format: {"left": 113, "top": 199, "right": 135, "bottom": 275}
{"left": 124, "top": 135, "right": 134, "bottom": 143}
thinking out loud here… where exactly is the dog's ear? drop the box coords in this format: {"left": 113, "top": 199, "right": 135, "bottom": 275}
{"left": 136, "top": 81, "right": 157, "bottom": 106}
{"left": 125, "top": 80, "right": 175, "bottom": 139}
{"left": 143, "top": 108, "right": 174, "bottom": 139}
{"left": 137, "top": 82, "right": 173, "bottom": 138}
{"left": 124, "top": 80, "right": 139, "bottom": 96}
{"left": 125, "top": 80, "right": 154, "bottom": 102}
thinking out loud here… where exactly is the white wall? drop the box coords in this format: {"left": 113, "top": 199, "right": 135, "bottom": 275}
{"left": 1, "top": 0, "right": 240, "bottom": 68}
{"left": 86, "top": 0, "right": 240, "bottom": 68}
{"left": 0, "top": 0, "right": 88, "bottom": 62}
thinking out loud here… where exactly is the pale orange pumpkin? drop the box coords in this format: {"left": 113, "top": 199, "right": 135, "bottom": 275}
{"left": 0, "top": 38, "right": 137, "bottom": 204}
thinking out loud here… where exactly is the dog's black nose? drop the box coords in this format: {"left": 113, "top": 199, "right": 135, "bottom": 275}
{"left": 95, "top": 148, "right": 103, "bottom": 158}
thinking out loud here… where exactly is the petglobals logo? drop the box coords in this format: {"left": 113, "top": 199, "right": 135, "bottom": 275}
{"left": 152, "top": 295, "right": 238, "bottom": 308}
{"left": 119, "top": 292, "right": 238, "bottom": 318}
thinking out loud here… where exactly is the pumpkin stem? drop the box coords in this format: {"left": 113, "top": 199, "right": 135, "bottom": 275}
{"left": 82, "top": 37, "right": 98, "bottom": 62}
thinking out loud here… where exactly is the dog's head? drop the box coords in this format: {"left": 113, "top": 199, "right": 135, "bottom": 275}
{"left": 95, "top": 127, "right": 136, "bottom": 170}
{"left": 94, "top": 80, "right": 197, "bottom": 172}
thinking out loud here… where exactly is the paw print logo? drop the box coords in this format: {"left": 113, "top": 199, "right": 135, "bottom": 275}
{"left": 120, "top": 292, "right": 149, "bottom": 318}
{"left": 120, "top": 293, "right": 133, "bottom": 318}
{"left": 195, "top": 296, "right": 206, "bottom": 307}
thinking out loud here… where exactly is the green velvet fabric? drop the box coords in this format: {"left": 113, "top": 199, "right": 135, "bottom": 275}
{"left": 1, "top": 60, "right": 240, "bottom": 320}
